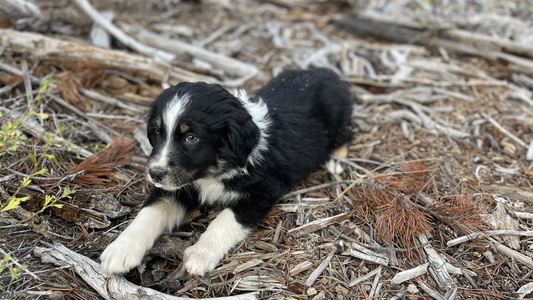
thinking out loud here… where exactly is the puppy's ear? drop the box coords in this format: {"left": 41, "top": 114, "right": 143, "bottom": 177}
{"left": 220, "top": 109, "right": 259, "bottom": 168}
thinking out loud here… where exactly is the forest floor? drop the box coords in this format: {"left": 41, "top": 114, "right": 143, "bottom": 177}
{"left": 0, "top": 0, "right": 532, "bottom": 299}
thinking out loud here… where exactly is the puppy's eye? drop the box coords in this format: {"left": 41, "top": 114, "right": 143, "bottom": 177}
{"left": 153, "top": 127, "right": 160, "bottom": 135}
{"left": 184, "top": 134, "right": 199, "bottom": 144}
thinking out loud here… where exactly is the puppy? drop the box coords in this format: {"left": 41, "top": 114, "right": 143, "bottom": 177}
{"left": 100, "top": 68, "right": 353, "bottom": 276}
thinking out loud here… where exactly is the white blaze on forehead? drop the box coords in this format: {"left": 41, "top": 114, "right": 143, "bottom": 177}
{"left": 149, "top": 93, "right": 190, "bottom": 169}
{"left": 231, "top": 89, "right": 271, "bottom": 166}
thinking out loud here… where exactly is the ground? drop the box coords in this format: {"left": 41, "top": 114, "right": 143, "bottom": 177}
{"left": 0, "top": 0, "right": 532, "bottom": 299}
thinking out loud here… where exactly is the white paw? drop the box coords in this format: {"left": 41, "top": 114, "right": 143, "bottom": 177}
{"left": 183, "top": 244, "right": 221, "bottom": 277}
{"left": 100, "top": 237, "right": 147, "bottom": 275}
{"left": 326, "top": 159, "right": 344, "bottom": 175}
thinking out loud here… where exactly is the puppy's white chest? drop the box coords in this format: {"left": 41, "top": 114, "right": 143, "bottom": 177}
{"left": 195, "top": 178, "right": 241, "bottom": 205}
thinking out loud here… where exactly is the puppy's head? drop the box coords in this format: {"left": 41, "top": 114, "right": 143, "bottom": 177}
{"left": 146, "top": 82, "right": 260, "bottom": 191}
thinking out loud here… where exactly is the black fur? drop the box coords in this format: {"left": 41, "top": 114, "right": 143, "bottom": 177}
{"left": 146, "top": 68, "right": 353, "bottom": 229}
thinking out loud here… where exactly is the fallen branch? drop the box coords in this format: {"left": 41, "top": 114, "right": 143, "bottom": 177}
{"left": 333, "top": 11, "right": 533, "bottom": 76}
{"left": 73, "top": 0, "right": 175, "bottom": 62}
{"left": 33, "top": 243, "right": 258, "bottom": 300}
{"left": 121, "top": 24, "right": 259, "bottom": 79}
{"left": 0, "top": 29, "right": 225, "bottom": 86}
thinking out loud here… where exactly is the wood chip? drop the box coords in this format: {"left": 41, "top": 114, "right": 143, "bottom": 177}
{"left": 287, "top": 213, "right": 350, "bottom": 238}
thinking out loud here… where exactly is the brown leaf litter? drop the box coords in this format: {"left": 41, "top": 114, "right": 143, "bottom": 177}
{"left": 0, "top": 0, "right": 532, "bottom": 299}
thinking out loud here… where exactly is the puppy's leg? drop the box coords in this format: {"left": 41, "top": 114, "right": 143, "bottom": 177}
{"left": 100, "top": 196, "right": 187, "bottom": 274}
{"left": 184, "top": 208, "right": 251, "bottom": 276}
{"left": 326, "top": 143, "right": 349, "bottom": 175}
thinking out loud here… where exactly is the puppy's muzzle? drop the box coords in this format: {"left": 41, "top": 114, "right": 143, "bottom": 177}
{"left": 148, "top": 166, "right": 166, "bottom": 182}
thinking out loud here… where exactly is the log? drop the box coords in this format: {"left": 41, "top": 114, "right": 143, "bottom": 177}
{"left": 333, "top": 11, "right": 533, "bottom": 75}
{"left": 33, "top": 243, "right": 259, "bottom": 300}
{"left": 0, "top": 29, "right": 173, "bottom": 82}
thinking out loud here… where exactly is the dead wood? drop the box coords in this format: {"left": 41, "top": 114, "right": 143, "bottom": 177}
{"left": 333, "top": 11, "right": 533, "bottom": 76}
{"left": 33, "top": 243, "right": 259, "bottom": 300}
{"left": 121, "top": 25, "right": 260, "bottom": 79}
{"left": 0, "top": 0, "right": 40, "bottom": 19}
{"left": 0, "top": 29, "right": 197, "bottom": 84}
{"left": 73, "top": 0, "right": 175, "bottom": 62}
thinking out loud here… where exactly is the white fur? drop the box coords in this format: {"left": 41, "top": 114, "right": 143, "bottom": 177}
{"left": 326, "top": 159, "right": 344, "bottom": 175}
{"left": 184, "top": 208, "right": 250, "bottom": 276}
{"left": 194, "top": 177, "right": 241, "bottom": 205}
{"left": 231, "top": 89, "right": 271, "bottom": 166}
{"left": 149, "top": 94, "right": 190, "bottom": 171}
{"left": 100, "top": 198, "right": 186, "bottom": 274}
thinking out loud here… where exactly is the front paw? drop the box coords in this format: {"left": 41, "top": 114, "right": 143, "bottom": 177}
{"left": 183, "top": 245, "right": 221, "bottom": 276}
{"left": 100, "top": 237, "right": 147, "bottom": 275}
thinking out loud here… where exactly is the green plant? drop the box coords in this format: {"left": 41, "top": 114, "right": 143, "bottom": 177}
{"left": 0, "top": 254, "right": 27, "bottom": 291}
{"left": 0, "top": 75, "right": 75, "bottom": 213}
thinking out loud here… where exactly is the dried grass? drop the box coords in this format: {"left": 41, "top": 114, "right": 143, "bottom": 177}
{"left": 67, "top": 138, "right": 135, "bottom": 185}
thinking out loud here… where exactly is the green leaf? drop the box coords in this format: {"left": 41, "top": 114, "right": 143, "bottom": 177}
{"left": 60, "top": 186, "right": 76, "bottom": 199}
{"left": 28, "top": 154, "right": 37, "bottom": 164}
{"left": 21, "top": 177, "right": 31, "bottom": 188}
{"left": 1, "top": 196, "right": 31, "bottom": 212}
{"left": 42, "top": 153, "right": 55, "bottom": 160}
{"left": 32, "top": 168, "right": 47, "bottom": 177}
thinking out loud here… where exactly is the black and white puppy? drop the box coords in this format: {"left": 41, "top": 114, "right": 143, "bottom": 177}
{"left": 100, "top": 68, "right": 353, "bottom": 276}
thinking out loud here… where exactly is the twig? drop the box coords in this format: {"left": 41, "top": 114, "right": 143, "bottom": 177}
{"left": 482, "top": 113, "right": 528, "bottom": 148}
{"left": 121, "top": 24, "right": 259, "bottom": 80}
{"left": 4, "top": 108, "right": 93, "bottom": 158}
{"left": 391, "top": 263, "right": 429, "bottom": 284}
{"left": 281, "top": 180, "right": 355, "bottom": 199}
{"left": 73, "top": 0, "right": 175, "bottom": 62}
{"left": 0, "top": 246, "right": 39, "bottom": 280}
{"left": 33, "top": 243, "right": 258, "bottom": 300}
{"left": 487, "top": 236, "right": 533, "bottom": 268}
{"left": 79, "top": 88, "right": 147, "bottom": 114}
{"left": 287, "top": 213, "right": 350, "bottom": 238}
{"left": 447, "top": 230, "right": 533, "bottom": 247}
{"left": 89, "top": 11, "right": 114, "bottom": 49}
{"left": 517, "top": 282, "right": 533, "bottom": 299}
{"left": 342, "top": 242, "right": 389, "bottom": 266}
{"left": 304, "top": 249, "right": 336, "bottom": 287}
{"left": 418, "top": 234, "right": 456, "bottom": 290}
{"left": 349, "top": 266, "right": 381, "bottom": 287}
{"left": 417, "top": 281, "right": 445, "bottom": 300}
{"left": 0, "top": 0, "right": 41, "bottom": 19}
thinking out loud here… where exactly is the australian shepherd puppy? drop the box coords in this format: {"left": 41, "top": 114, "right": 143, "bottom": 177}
{"left": 100, "top": 68, "right": 353, "bottom": 276}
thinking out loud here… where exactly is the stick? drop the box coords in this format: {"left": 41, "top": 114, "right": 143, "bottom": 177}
{"left": 391, "top": 263, "right": 429, "bottom": 284}
{"left": 73, "top": 0, "right": 175, "bottom": 62}
{"left": 349, "top": 266, "right": 382, "bottom": 287}
{"left": 89, "top": 11, "right": 114, "bottom": 49}
{"left": 0, "top": 0, "right": 41, "bottom": 19}
{"left": 304, "top": 249, "right": 335, "bottom": 287}
{"left": 342, "top": 242, "right": 389, "bottom": 266}
{"left": 287, "top": 213, "right": 350, "bottom": 238}
{"left": 121, "top": 24, "right": 259, "bottom": 79}
{"left": 0, "top": 246, "right": 39, "bottom": 280}
{"left": 482, "top": 113, "right": 528, "bottom": 148}
{"left": 447, "top": 230, "right": 533, "bottom": 247}
{"left": 418, "top": 234, "right": 456, "bottom": 290}
{"left": 33, "top": 243, "right": 258, "bottom": 300}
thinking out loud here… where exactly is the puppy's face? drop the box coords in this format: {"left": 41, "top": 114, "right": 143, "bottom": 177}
{"left": 146, "top": 82, "right": 259, "bottom": 191}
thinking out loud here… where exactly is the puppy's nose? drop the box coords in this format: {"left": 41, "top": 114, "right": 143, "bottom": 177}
{"left": 149, "top": 167, "right": 166, "bottom": 181}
